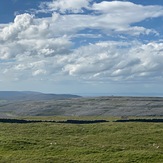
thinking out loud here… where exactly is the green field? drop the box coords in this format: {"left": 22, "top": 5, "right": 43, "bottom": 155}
{"left": 0, "top": 117, "right": 163, "bottom": 163}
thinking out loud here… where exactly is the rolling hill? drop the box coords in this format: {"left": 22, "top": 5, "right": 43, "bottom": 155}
{"left": 0, "top": 94, "right": 163, "bottom": 118}
{"left": 0, "top": 91, "right": 80, "bottom": 101}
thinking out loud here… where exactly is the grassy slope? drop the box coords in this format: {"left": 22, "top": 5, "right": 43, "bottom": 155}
{"left": 0, "top": 117, "right": 163, "bottom": 163}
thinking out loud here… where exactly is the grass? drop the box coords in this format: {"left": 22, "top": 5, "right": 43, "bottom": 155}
{"left": 0, "top": 117, "right": 163, "bottom": 162}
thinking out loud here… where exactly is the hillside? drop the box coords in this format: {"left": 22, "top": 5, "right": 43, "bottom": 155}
{"left": 0, "top": 116, "right": 163, "bottom": 163}
{"left": 0, "top": 95, "right": 163, "bottom": 117}
{"left": 0, "top": 91, "right": 80, "bottom": 101}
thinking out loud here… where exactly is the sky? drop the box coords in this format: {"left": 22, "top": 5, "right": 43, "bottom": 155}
{"left": 0, "top": 0, "right": 163, "bottom": 96}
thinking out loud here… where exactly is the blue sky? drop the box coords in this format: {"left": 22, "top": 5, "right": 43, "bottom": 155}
{"left": 0, "top": 0, "right": 163, "bottom": 96}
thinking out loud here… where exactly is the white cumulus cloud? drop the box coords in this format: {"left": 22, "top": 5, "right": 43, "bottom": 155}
{"left": 39, "top": 0, "right": 91, "bottom": 13}
{"left": 0, "top": 0, "right": 163, "bottom": 85}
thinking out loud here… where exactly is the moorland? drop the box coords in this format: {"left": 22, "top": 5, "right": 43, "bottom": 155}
{"left": 0, "top": 91, "right": 163, "bottom": 117}
{"left": 0, "top": 91, "right": 163, "bottom": 162}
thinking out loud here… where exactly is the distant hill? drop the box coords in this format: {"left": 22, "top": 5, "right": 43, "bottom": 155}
{"left": 0, "top": 91, "right": 80, "bottom": 101}
{"left": 0, "top": 96, "right": 163, "bottom": 118}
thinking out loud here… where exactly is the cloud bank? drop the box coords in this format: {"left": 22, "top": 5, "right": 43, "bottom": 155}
{"left": 0, "top": 0, "right": 163, "bottom": 85}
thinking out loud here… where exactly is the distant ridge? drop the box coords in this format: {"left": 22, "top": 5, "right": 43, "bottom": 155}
{"left": 0, "top": 96, "right": 163, "bottom": 118}
{"left": 0, "top": 91, "right": 81, "bottom": 101}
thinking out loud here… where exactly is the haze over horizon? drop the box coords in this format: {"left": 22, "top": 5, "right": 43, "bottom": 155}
{"left": 0, "top": 0, "right": 163, "bottom": 96}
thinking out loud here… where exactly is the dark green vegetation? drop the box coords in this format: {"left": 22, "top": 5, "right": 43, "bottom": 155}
{"left": 0, "top": 117, "right": 163, "bottom": 163}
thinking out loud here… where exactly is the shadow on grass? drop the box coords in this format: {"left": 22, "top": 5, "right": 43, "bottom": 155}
{"left": 115, "top": 119, "right": 163, "bottom": 123}
{"left": 0, "top": 118, "right": 108, "bottom": 124}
